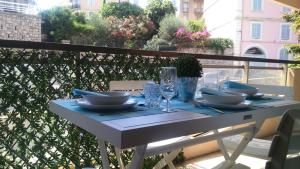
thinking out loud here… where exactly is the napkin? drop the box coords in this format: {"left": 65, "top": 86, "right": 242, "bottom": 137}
{"left": 72, "top": 88, "right": 107, "bottom": 96}
{"left": 200, "top": 87, "right": 233, "bottom": 96}
{"left": 224, "top": 81, "right": 257, "bottom": 90}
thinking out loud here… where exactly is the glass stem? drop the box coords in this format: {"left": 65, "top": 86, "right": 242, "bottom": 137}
{"left": 167, "top": 99, "right": 170, "bottom": 112}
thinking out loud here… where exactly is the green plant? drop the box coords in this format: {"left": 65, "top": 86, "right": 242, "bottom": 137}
{"left": 174, "top": 55, "right": 203, "bottom": 77}
{"left": 145, "top": 0, "right": 176, "bottom": 28}
{"left": 101, "top": 2, "right": 144, "bottom": 18}
{"left": 158, "top": 14, "right": 185, "bottom": 41}
{"left": 204, "top": 38, "right": 233, "bottom": 54}
{"left": 187, "top": 18, "right": 206, "bottom": 32}
{"left": 87, "top": 14, "right": 110, "bottom": 46}
{"left": 39, "top": 7, "right": 89, "bottom": 42}
{"left": 286, "top": 44, "right": 300, "bottom": 68}
{"left": 143, "top": 35, "right": 169, "bottom": 50}
{"left": 283, "top": 10, "right": 300, "bottom": 68}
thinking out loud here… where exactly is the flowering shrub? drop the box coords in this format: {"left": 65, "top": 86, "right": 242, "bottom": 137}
{"left": 174, "top": 27, "right": 210, "bottom": 48}
{"left": 191, "top": 29, "right": 210, "bottom": 41}
{"left": 107, "top": 15, "right": 155, "bottom": 48}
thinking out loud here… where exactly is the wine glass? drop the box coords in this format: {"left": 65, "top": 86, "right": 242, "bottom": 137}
{"left": 160, "top": 67, "right": 177, "bottom": 112}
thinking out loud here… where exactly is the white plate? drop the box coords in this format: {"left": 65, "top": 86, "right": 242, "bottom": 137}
{"left": 76, "top": 99, "right": 137, "bottom": 110}
{"left": 195, "top": 99, "right": 252, "bottom": 110}
{"left": 82, "top": 91, "right": 130, "bottom": 105}
{"left": 225, "top": 88, "right": 258, "bottom": 95}
{"left": 202, "top": 93, "right": 246, "bottom": 105}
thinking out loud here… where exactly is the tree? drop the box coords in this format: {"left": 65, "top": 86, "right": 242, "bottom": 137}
{"left": 145, "top": 0, "right": 176, "bottom": 28}
{"left": 158, "top": 14, "right": 185, "bottom": 41}
{"left": 284, "top": 11, "right": 300, "bottom": 57}
{"left": 39, "top": 7, "right": 89, "bottom": 42}
{"left": 87, "top": 14, "right": 110, "bottom": 46}
{"left": 101, "top": 2, "right": 144, "bottom": 18}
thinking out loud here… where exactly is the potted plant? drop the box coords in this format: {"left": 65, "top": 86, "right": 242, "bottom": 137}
{"left": 287, "top": 56, "right": 300, "bottom": 101}
{"left": 286, "top": 45, "right": 300, "bottom": 101}
{"left": 175, "top": 55, "right": 203, "bottom": 102}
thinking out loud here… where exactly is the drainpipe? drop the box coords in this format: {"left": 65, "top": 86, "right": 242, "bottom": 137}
{"left": 240, "top": 0, "right": 244, "bottom": 57}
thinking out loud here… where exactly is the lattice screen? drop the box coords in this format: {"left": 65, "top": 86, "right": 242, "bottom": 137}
{"left": 0, "top": 48, "right": 174, "bottom": 168}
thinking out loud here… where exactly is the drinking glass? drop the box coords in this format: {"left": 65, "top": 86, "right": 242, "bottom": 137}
{"left": 203, "top": 72, "right": 219, "bottom": 89}
{"left": 160, "top": 67, "right": 177, "bottom": 112}
{"left": 144, "top": 82, "right": 161, "bottom": 108}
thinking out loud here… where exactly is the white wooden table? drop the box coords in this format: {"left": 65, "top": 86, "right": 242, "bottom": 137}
{"left": 49, "top": 99, "right": 300, "bottom": 169}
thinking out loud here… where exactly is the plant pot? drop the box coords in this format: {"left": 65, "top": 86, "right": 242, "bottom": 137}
{"left": 177, "top": 77, "right": 198, "bottom": 102}
{"left": 287, "top": 68, "right": 300, "bottom": 101}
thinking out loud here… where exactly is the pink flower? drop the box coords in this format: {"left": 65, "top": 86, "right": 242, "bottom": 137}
{"left": 176, "top": 27, "right": 186, "bottom": 38}
{"left": 202, "top": 29, "right": 210, "bottom": 37}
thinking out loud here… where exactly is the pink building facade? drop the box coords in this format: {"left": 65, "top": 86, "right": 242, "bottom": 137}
{"left": 204, "top": 0, "right": 298, "bottom": 63}
{"left": 241, "top": 0, "right": 298, "bottom": 62}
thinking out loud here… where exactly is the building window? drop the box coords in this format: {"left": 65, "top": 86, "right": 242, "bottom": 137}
{"left": 0, "top": 25, "right": 2, "bottom": 29}
{"left": 282, "top": 7, "right": 291, "bottom": 13}
{"left": 183, "top": 1, "right": 189, "bottom": 13}
{"left": 15, "top": 26, "right": 17, "bottom": 30}
{"left": 251, "top": 22, "right": 262, "bottom": 40}
{"left": 252, "top": 0, "right": 262, "bottom": 12}
{"left": 279, "top": 48, "right": 289, "bottom": 60}
{"left": 88, "top": 0, "right": 95, "bottom": 7}
{"left": 281, "top": 23, "right": 290, "bottom": 40}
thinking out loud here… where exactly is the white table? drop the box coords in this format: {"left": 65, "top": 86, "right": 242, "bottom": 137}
{"left": 49, "top": 99, "right": 300, "bottom": 169}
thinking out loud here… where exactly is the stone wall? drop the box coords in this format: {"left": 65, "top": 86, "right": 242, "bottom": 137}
{"left": 0, "top": 11, "right": 41, "bottom": 41}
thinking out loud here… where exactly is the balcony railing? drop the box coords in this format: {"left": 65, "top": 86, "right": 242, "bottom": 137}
{"left": 0, "top": 39, "right": 299, "bottom": 168}
{"left": 0, "top": 0, "right": 36, "bottom": 14}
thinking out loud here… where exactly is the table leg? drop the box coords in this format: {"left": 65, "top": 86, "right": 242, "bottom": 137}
{"left": 127, "top": 145, "right": 147, "bottom": 169}
{"left": 214, "top": 120, "right": 265, "bottom": 169}
{"left": 152, "top": 149, "right": 181, "bottom": 169}
{"left": 98, "top": 139, "right": 110, "bottom": 169}
{"left": 115, "top": 147, "right": 125, "bottom": 169}
{"left": 214, "top": 130, "right": 230, "bottom": 160}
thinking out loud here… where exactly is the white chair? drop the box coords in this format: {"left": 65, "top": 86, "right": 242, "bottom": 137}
{"left": 110, "top": 80, "right": 150, "bottom": 95}
{"left": 222, "top": 84, "right": 294, "bottom": 158}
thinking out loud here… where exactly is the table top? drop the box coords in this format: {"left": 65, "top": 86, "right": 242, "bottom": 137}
{"left": 49, "top": 98, "right": 300, "bottom": 149}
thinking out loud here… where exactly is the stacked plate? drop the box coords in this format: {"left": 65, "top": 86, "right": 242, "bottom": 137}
{"left": 196, "top": 87, "right": 251, "bottom": 110}
{"left": 75, "top": 90, "right": 137, "bottom": 111}
{"left": 224, "top": 81, "right": 264, "bottom": 99}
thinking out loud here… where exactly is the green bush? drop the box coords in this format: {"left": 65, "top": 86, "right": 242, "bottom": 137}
{"left": 40, "top": 7, "right": 88, "bottom": 42}
{"left": 145, "top": 0, "right": 176, "bottom": 28}
{"left": 204, "top": 38, "right": 234, "bottom": 54}
{"left": 101, "top": 2, "right": 144, "bottom": 18}
{"left": 143, "top": 35, "right": 169, "bottom": 50}
{"left": 158, "top": 14, "right": 185, "bottom": 41}
{"left": 88, "top": 14, "right": 110, "bottom": 46}
{"left": 287, "top": 44, "right": 300, "bottom": 68}
{"left": 187, "top": 18, "right": 206, "bottom": 32}
{"left": 175, "top": 55, "right": 203, "bottom": 77}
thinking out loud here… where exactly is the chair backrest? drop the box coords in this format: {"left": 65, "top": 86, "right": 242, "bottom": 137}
{"left": 109, "top": 80, "right": 150, "bottom": 95}
{"left": 265, "top": 109, "right": 300, "bottom": 169}
{"left": 249, "top": 84, "right": 294, "bottom": 99}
